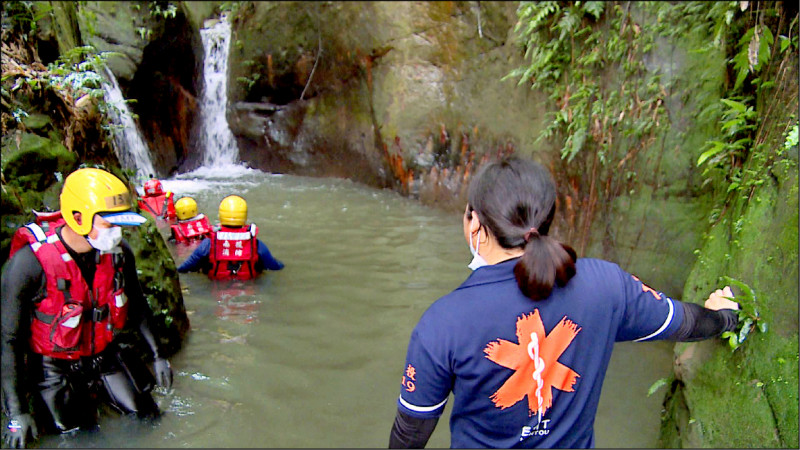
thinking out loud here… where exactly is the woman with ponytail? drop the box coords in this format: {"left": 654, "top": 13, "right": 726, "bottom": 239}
{"left": 389, "top": 156, "right": 740, "bottom": 449}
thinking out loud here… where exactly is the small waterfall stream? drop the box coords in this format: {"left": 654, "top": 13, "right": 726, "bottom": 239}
{"left": 198, "top": 15, "right": 241, "bottom": 169}
{"left": 102, "top": 68, "right": 156, "bottom": 182}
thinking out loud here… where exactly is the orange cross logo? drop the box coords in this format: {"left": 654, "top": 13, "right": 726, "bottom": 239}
{"left": 631, "top": 275, "right": 662, "bottom": 300}
{"left": 484, "top": 311, "right": 581, "bottom": 417}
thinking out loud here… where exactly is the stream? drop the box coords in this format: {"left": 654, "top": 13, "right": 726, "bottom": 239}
{"left": 35, "top": 167, "right": 673, "bottom": 448}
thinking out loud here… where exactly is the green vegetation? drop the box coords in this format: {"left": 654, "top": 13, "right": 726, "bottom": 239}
{"left": 509, "top": 1, "right": 798, "bottom": 447}
{"left": 505, "top": 1, "right": 676, "bottom": 254}
{"left": 719, "top": 277, "right": 767, "bottom": 351}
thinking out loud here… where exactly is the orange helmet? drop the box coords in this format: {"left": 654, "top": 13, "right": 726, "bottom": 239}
{"left": 144, "top": 178, "right": 164, "bottom": 196}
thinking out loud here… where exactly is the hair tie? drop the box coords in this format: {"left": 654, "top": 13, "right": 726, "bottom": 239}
{"left": 524, "top": 227, "right": 539, "bottom": 243}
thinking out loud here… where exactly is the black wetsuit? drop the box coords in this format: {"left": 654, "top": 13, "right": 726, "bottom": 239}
{"left": 1, "top": 226, "right": 165, "bottom": 434}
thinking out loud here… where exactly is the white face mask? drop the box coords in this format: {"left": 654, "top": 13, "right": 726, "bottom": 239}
{"left": 87, "top": 226, "right": 122, "bottom": 252}
{"left": 467, "top": 221, "right": 488, "bottom": 271}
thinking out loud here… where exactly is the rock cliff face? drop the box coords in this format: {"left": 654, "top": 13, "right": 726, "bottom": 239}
{"left": 77, "top": 1, "right": 201, "bottom": 176}
{"left": 220, "top": 1, "right": 548, "bottom": 209}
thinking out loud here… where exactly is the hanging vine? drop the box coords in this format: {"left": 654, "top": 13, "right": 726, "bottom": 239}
{"left": 507, "top": 1, "right": 797, "bottom": 258}
{"left": 506, "top": 1, "right": 671, "bottom": 255}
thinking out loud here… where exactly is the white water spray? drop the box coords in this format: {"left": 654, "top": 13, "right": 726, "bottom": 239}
{"left": 198, "top": 15, "right": 241, "bottom": 169}
{"left": 102, "top": 68, "right": 156, "bottom": 182}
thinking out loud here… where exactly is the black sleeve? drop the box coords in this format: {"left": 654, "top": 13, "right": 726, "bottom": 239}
{"left": 119, "top": 240, "right": 163, "bottom": 359}
{"left": 1, "top": 246, "right": 45, "bottom": 416}
{"left": 667, "top": 302, "right": 739, "bottom": 341}
{"left": 388, "top": 409, "right": 439, "bottom": 449}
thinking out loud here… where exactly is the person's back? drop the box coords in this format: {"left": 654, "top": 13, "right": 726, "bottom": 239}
{"left": 170, "top": 197, "right": 212, "bottom": 244}
{"left": 415, "top": 257, "right": 681, "bottom": 447}
{"left": 138, "top": 178, "right": 176, "bottom": 222}
{"left": 177, "top": 195, "right": 284, "bottom": 279}
{"left": 208, "top": 222, "right": 260, "bottom": 280}
{"left": 389, "top": 156, "right": 739, "bottom": 449}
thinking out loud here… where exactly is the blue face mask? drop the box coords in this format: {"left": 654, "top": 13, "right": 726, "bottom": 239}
{"left": 467, "top": 223, "right": 488, "bottom": 271}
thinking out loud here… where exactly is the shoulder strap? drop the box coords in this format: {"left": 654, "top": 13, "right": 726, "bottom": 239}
{"left": 25, "top": 223, "right": 47, "bottom": 243}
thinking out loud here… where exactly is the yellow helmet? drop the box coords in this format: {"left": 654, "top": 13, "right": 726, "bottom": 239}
{"left": 218, "top": 195, "right": 247, "bottom": 227}
{"left": 60, "top": 168, "right": 136, "bottom": 235}
{"left": 175, "top": 196, "right": 198, "bottom": 221}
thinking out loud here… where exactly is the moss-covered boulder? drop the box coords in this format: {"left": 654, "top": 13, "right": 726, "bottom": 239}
{"left": 121, "top": 216, "right": 191, "bottom": 357}
{"left": 659, "top": 113, "right": 799, "bottom": 447}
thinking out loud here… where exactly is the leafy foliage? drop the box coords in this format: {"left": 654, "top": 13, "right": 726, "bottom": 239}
{"left": 691, "top": 1, "right": 798, "bottom": 205}
{"left": 2, "top": 1, "right": 53, "bottom": 39}
{"left": 506, "top": 1, "right": 672, "bottom": 252}
{"left": 148, "top": 1, "right": 178, "bottom": 19}
{"left": 719, "top": 277, "right": 767, "bottom": 351}
{"left": 508, "top": 1, "right": 798, "bottom": 256}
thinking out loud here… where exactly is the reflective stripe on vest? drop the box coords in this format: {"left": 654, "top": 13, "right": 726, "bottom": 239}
{"left": 25, "top": 223, "right": 47, "bottom": 242}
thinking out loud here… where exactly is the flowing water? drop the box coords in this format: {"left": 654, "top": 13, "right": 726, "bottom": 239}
{"left": 102, "top": 67, "right": 156, "bottom": 183}
{"left": 35, "top": 168, "right": 674, "bottom": 448}
{"left": 198, "top": 15, "right": 240, "bottom": 168}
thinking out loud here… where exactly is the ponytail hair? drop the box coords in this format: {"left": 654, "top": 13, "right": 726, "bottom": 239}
{"left": 468, "top": 157, "right": 577, "bottom": 301}
{"left": 514, "top": 230, "right": 576, "bottom": 300}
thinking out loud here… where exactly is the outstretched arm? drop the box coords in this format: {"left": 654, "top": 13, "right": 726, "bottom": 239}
{"left": 256, "top": 240, "right": 284, "bottom": 271}
{"left": 177, "top": 239, "right": 211, "bottom": 273}
{"left": 668, "top": 286, "right": 739, "bottom": 341}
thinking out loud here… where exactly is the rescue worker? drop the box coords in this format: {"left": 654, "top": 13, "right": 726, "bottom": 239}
{"left": 137, "top": 176, "right": 176, "bottom": 223}
{"left": 1, "top": 168, "right": 174, "bottom": 449}
{"left": 177, "top": 195, "right": 284, "bottom": 280}
{"left": 388, "top": 157, "right": 740, "bottom": 448}
{"left": 169, "top": 197, "right": 212, "bottom": 245}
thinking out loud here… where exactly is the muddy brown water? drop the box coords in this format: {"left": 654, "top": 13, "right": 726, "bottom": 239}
{"left": 35, "top": 168, "right": 673, "bottom": 448}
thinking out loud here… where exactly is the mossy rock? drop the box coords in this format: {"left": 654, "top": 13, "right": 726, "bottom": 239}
{"left": 1, "top": 132, "right": 76, "bottom": 191}
{"left": 121, "top": 217, "right": 191, "bottom": 358}
{"left": 21, "top": 113, "right": 52, "bottom": 131}
{"left": 661, "top": 151, "right": 799, "bottom": 447}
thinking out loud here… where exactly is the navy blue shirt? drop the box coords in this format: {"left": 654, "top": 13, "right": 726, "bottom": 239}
{"left": 177, "top": 236, "right": 284, "bottom": 273}
{"left": 396, "top": 257, "right": 684, "bottom": 448}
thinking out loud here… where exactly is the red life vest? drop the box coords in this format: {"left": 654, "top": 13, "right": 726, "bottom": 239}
{"left": 207, "top": 224, "right": 260, "bottom": 281}
{"left": 9, "top": 210, "right": 66, "bottom": 259}
{"left": 170, "top": 214, "right": 212, "bottom": 244}
{"left": 28, "top": 229, "right": 128, "bottom": 359}
{"left": 138, "top": 192, "right": 176, "bottom": 221}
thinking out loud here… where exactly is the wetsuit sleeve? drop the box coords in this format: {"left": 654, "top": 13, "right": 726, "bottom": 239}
{"left": 1, "top": 246, "right": 45, "bottom": 416}
{"left": 120, "top": 241, "right": 164, "bottom": 359}
{"left": 615, "top": 267, "right": 684, "bottom": 342}
{"left": 389, "top": 409, "right": 439, "bottom": 448}
{"left": 177, "top": 238, "right": 211, "bottom": 273}
{"left": 666, "top": 302, "right": 739, "bottom": 341}
{"left": 255, "top": 239, "right": 284, "bottom": 271}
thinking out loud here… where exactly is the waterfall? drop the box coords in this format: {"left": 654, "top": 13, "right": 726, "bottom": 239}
{"left": 198, "top": 15, "right": 241, "bottom": 168}
{"left": 102, "top": 68, "right": 156, "bottom": 182}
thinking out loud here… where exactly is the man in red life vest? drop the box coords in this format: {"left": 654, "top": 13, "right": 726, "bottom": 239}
{"left": 169, "top": 197, "right": 212, "bottom": 245}
{"left": 137, "top": 177, "right": 176, "bottom": 223}
{"left": 177, "top": 195, "right": 284, "bottom": 280}
{"left": 1, "top": 168, "right": 174, "bottom": 448}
